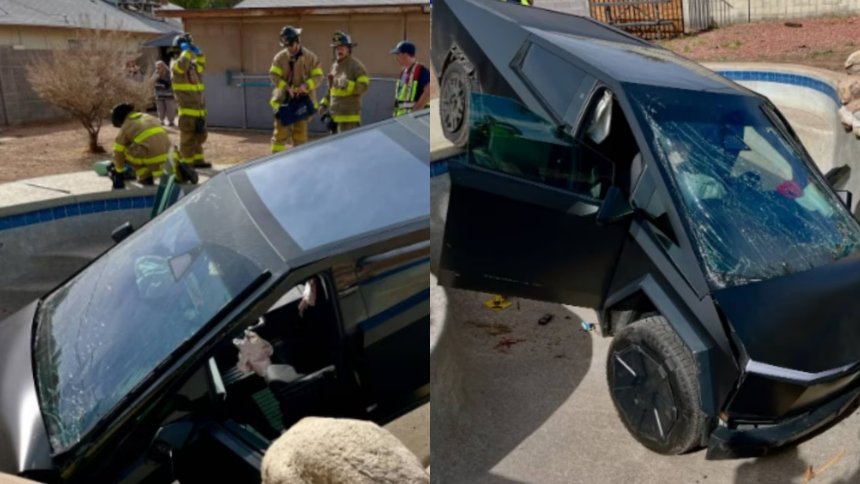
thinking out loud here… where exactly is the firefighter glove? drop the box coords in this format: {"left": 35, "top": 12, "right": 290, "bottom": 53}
{"left": 180, "top": 42, "right": 190, "bottom": 51}
{"left": 191, "top": 45, "right": 201, "bottom": 55}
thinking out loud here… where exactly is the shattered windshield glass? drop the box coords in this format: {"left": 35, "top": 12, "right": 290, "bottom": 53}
{"left": 629, "top": 85, "right": 860, "bottom": 288}
{"left": 33, "top": 179, "right": 279, "bottom": 453}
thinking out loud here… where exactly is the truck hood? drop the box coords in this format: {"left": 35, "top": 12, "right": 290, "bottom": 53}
{"left": 713, "top": 255, "right": 860, "bottom": 376}
{"left": 0, "top": 301, "right": 53, "bottom": 475}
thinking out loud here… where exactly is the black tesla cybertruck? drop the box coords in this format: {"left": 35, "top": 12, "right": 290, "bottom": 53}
{"left": 432, "top": 0, "right": 860, "bottom": 459}
{"left": 0, "top": 109, "right": 430, "bottom": 483}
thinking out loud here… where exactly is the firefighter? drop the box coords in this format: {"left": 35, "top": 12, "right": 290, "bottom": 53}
{"left": 318, "top": 31, "right": 370, "bottom": 133}
{"left": 391, "top": 41, "right": 431, "bottom": 117}
{"left": 269, "top": 26, "right": 324, "bottom": 153}
{"left": 110, "top": 103, "right": 178, "bottom": 188}
{"left": 169, "top": 33, "right": 211, "bottom": 177}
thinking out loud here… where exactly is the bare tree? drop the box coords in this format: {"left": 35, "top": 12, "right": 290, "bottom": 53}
{"left": 27, "top": 20, "right": 154, "bottom": 153}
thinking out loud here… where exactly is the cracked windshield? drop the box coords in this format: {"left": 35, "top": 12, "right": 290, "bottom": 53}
{"left": 630, "top": 85, "right": 860, "bottom": 288}
{"left": 33, "top": 185, "right": 266, "bottom": 453}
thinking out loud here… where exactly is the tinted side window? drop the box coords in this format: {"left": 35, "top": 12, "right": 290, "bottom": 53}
{"left": 519, "top": 44, "right": 585, "bottom": 117}
{"left": 468, "top": 92, "right": 612, "bottom": 200}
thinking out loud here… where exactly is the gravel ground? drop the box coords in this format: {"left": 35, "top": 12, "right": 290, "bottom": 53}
{"left": 0, "top": 116, "right": 323, "bottom": 184}
{"left": 660, "top": 16, "right": 860, "bottom": 71}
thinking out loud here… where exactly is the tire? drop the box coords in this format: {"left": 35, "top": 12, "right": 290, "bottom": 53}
{"left": 439, "top": 60, "right": 475, "bottom": 148}
{"left": 606, "top": 316, "right": 709, "bottom": 455}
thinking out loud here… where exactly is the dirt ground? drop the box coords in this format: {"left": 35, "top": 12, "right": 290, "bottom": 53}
{"left": 659, "top": 15, "right": 860, "bottom": 71}
{"left": 0, "top": 117, "right": 323, "bottom": 184}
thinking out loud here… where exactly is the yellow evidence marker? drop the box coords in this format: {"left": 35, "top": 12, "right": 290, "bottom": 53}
{"left": 485, "top": 295, "right": 512, "bottom": 310}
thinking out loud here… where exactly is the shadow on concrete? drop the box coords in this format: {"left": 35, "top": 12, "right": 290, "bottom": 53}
{"left": 431, "top": 287, "right": 593, "bottom": 483}
{"left": 733, "top": 398, "right": 860, "bottom": 484}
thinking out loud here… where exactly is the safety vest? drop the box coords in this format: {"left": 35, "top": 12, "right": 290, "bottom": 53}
{"left": 394, "top": 62, "right": 429, "bottom": 117}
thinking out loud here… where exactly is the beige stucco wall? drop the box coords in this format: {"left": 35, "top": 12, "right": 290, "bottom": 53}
{"left": 0, "top": 25, "right": 156, "bottom": 51}
{"left": 186, "top": 11, "right": 430, "bottom": 78}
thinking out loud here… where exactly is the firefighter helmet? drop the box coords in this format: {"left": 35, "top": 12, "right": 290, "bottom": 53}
{"left": 169, "top": 33, "right": 193, "bottom": 54}
{"left": 279, "top": 26, "right": 302, "bottom": 47}
{"left": 330, "top": 31, "right": 356, "bottom": 48}
{"left": 111, "top": 103, "right": 135, "bottom": 128}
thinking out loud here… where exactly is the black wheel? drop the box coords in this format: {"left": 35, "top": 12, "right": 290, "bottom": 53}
{"left": 607, "top": 316, "right": 709, "bottom": 455}
{"left": 440, "top": 60, "right": 475, "bottom": 148}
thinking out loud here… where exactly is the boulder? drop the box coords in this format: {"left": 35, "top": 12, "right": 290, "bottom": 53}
{"left": 837, "top": 77, "right": 860, "bottom": 104}
{"left": 846, "top": 50, "right": 860, "bottom": 75}
{"left": 840, "top": 106, "right": 854, "bottom": 130}
{"left": 261, "top": 417, "right": 430, "bottom": 484}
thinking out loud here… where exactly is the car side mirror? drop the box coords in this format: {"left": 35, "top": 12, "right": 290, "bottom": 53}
{"left": 148, "top": 420, "right": 194, "bottom": 465}
{"left": 596, "top": 186, "right": 634, "bottom": 226}
{"left": 111, "top": 222, "right": 135, "bottom": 243}
{"left": 825, "top": 165, "right": 851, "bottom": 190}
{"left": 837, "top": 190, "right": 853, "bottom": 210}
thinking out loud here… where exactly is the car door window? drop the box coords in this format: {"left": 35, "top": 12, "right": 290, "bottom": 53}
{"left": 468, "top": 90, "right": 622, "bottom": 200}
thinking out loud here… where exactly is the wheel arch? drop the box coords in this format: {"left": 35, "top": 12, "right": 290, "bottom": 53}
{"left": 601, "top": 274, "right": 723, "bottom": 417}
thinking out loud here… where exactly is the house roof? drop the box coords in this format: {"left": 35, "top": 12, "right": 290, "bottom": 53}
{"left": 234, "top": 0, "right": 427, "bottom": 6}
{"left": 0, "top": 0, "right": 182, "bottom": 34}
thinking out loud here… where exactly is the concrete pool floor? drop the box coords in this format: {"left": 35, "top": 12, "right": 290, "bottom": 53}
{"left": 430, "top": 64, "right": 860, "bottom": 483}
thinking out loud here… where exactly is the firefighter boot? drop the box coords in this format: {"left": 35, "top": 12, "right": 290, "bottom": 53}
{"left": 174, "top": 161, "right": 199, "bottom": 185}
{"left": 108, "top": 166, "right": 126, "bottom": 190}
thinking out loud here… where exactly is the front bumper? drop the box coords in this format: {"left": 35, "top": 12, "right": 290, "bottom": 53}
{"left": 706, "top": 385, "right": 860, "bottom": 459}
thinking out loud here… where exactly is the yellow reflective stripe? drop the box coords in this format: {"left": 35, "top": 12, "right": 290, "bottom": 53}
{"left": 129, "top": 112, "right": 143, "bottom": 119}
{"left": 114, "top": 143, "right": 126, "bottom": 152}
{"left": 271, "top": 144, "right": 286, "bottom": 153}
{"left": 193, "top": 153, "right": 205, "bottom": 160}
{"left": 332, "top": 114, "right": 360, "bottom": 123}
{"left": 178, "top": 108, "right": 207, "bottom": 117}
{"left": 356, "top": 75, "right": 369, "bottom": 84}
{"left": 278, "top": 80, "right": 287, "bottom": 90}
{"left": 181, "top": 50, "right": 193, "bottom": 60}
{"left": 320, "top": 98, "right": 329, "bottom": 106}
{"left": 196, "top": 64, "right": 204, "bottom": 73}
{"left": 173, "top": 83, "right": 204, "bottom": 92}
{"left": 310, "top": 68, "right": 324, "bottom": 77}
{"left": 133, "top": 126, "right": 166, "bottom": 144}
{"left": 270, "top": 99, "right": 280, "bottom": 109}
{"left": 127, "top": 153, "right": 168, "bottom": 164}
{"left": 172, "top": 63, "right": 185, "bottom": 74}
{"left": 134, "top": 167, "right": 151, "bottom": 177}
{"left": 270, "top": 65, "right": 284, "bottom": 76}
{"left": 196, "top": 55, "right": 206, "bottom": 64}
{"left": 306, "top": 78, "right": 316, "bottom": 90}
{"left": 331, "top": 81, "right": 355, "bottom": 97}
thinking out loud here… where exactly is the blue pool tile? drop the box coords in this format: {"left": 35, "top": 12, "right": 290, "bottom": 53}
{"left": 37, "top": 209, "right": 53, "bottom": 222}
{"left": 79, "top": 202, "right": 94, "bottom": 214}
{"left": 119, "top": 198, "right": 133, "bottom": 210}
{"left": 91, "top": 200, "right": 106, "bottom": 213}
{"left": 9, "top": 215, "right": 25, "bottom": 228}
{"left": 144, "top": 196, "right": 156, "bottom": 206}
{"left": 52, "top": 207, "right": 67, "bottom": 220}
{"left": 0, "top": 217, "right": 10, "bottom": 231}
{"left": 25, "top": 212, "right": 40, "bottom": 225}
{"left": 106, "top": 199, "right": 120, "bottom": 211}
{"left": 67, "top": 204, "right": 81, "bottom": 216}
{"left": 131, "top": 197, "right": 145, "bottom": 209}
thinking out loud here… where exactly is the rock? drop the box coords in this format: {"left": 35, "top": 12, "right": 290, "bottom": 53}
{"left": 846, "top": 50, "right": 860, "bottom": 75}
{"left": 837, "top": 77, "right": 860, "bottom": 104}
{"left": 840, "top": 106, "right": 854, "bottom": 131}
{"left": 261, "top": 417, "right": 430, "bottom": 484}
